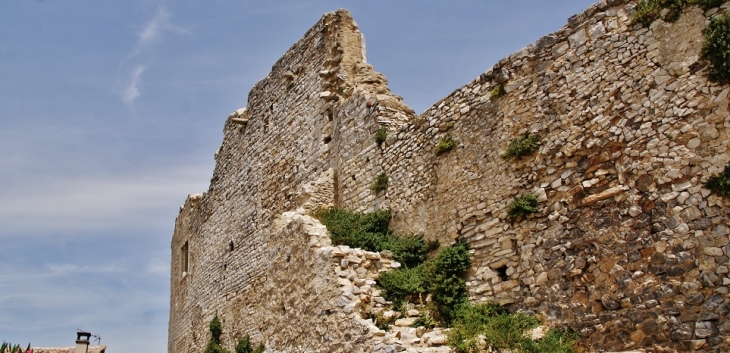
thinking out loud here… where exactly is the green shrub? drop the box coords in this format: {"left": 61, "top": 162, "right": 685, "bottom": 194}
{"left": 448, "top": 303, "right": 542, "bottom": 353}
{"left": 503, "top": 133, "right": 540, "bottom": 159}
{"left": 375, "top": 126, "right": 388, "bottom": 146}
{"left": 384, "top": 233, "right": 428, "bottom": 268}
{"left": 371, "top": 172, "right": 389, "bottom": 193}
{"left": 705, "top": 165, "right": 730, "bottom": 197}
{"left": 522, "top": 328, "right": 581, "bottom": 353}
{"left": 633, "top": 0, "right": 723, "bottom": 26}
{"left": 703, "top": 13, "right": 730, "bottom": 83}
{"left": 378, "top": 265, "right": 428, "bottom": 307}
{"left": 428, "top": 242, "right": 472, "bottom": 324}
{"left": 235, "top": 335, "right": 265, "bottom": 353}
{"left": 313, "top": 208, "right": 427, "bottom": 267}
{"left": 366, "top": 311, "right": 396, "bottom": 331}
{"left": 434, "top": 136, "right": 457, "bottom": 156}
{"left": 490, "top": 84, "right": 506, "bottom": 100}
{"left": 413, "top": 309, "right": 437, "bottom": 329}
{"left": 507, "top": 193, "right": 539, "bottom": 224}
{"left": 432, "top": 241, "right": 471, "bottom": 276}
{"left": 209, "top": 315, "right": 223, "bottom": 343}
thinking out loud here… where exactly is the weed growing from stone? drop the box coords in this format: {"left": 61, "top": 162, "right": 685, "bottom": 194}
{"left": 490, "top": 84, "right": 506, "bottom": 100}
{"left": 371, "top": 172, "right": 389, "bottom": 193}
{"left": 434, "top": 136, "right": 457, "bottom": 156}
{"left": 375, "top": 126, "right": 388, "bottom": 146}
{"left": 705, "top": 165, "right": 730, "bottom": 197}
{"left": 366, "top": 311, "right": 396, "bottom": 332}
{"left": 502, "top": 134, "right": 540, "bottom": 159}
{"left": 506, "top": 193, "right": 539, "bottom": 224}
{"left": 633, "top": 0, "right": 723, "bottom": 26}
{"left": 703, "top": 12, "right": 730, "bottom": 83}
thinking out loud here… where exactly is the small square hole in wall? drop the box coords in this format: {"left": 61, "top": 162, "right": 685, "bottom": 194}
{"left": 181, "top": 241, "right": 189, "bottom": 276}
{"left": 496, "top": 265, "right": 508, "bottom": 282}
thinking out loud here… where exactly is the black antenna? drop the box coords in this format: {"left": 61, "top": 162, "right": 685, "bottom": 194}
{"left": 76, "top": 330, "right": 102, "bottom": 345}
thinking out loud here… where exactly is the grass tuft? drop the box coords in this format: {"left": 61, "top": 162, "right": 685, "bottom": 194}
{"left": 503, "top": 134, "right": 540, "bottom": 159}
{"left": 490, "top": 84, "right": 506, "bottom": 100}
{"left": 371, "top": 172, "right": 389, "bottom": 193}
{"left": 507, "top": 193, "right": 539, "bottom": 224}
{"left": 705, "top": 165, "right": 730, "bottom": 197}
{"left": 375, "top": 126, "right": 388, "bottom": 146}
{"left": 434, "top": 136, "right": 458, "bottom": 156}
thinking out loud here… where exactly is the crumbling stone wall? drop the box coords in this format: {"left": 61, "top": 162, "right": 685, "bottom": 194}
{"left": 170, "top": 2, "right": 730, "bottom": 352}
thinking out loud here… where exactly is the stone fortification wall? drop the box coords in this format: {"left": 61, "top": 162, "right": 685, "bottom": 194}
{"left": 170, "top": 1, "right": 730, "bottom": 352}
{"left": 168, "top": 10, "right": 415, "bottom": 353}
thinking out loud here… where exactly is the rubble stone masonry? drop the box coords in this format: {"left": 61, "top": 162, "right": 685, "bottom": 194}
{"left": 169, "top": 1, "right": 730, "bottom": 352}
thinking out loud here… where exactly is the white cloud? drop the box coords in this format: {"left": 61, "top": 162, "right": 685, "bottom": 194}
{"left": 117, "top": 7, "right": 188, "bottom": 105}
{"left": 122, "top": 65, "right": 145, "bottom": 104}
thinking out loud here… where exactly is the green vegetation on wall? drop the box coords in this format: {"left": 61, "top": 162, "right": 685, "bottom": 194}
{"left": 375, "top": 126, "right": 388, "bottom": 146}
{"left": 371, "top": 172, "right": 389, "bottom": 193}
{"left": 434, "top": 136, "right": 458, "bottom": 156}
{"left": 204, "top": 316, "right": 265, "bottom": 353}
{"left": 705, "top": 165, "right": 730, "bottom": 197}
{"left": 490, "top": 84, "right": 506, "bottom": 100}
{"left": 506, "top": 193, "right": 539, "bottom": 224}
{"left": 313, "top": 208, "right": 427, "bottom": 268}
{"left": 703, "top": 12, "right": 730, "bottom": 83}
{"left": 235, "top": 335, "right": 265, "bottom": 353}
{"left": 502, "top": 134, "right": 540, "bottom": 160}
{"left": 633, "top": 0, "right": 722, "bottom": 26}
{"left": 448, "top": 303, "right": 580, "bottom": 353}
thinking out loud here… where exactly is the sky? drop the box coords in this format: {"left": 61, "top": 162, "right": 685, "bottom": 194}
{"left": 0, "top": 1, "right": 597, "bottom": 352}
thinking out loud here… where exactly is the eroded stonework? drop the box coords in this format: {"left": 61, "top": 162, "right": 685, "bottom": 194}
{"left": 170, "top": 2, "right": 730, "bottom": 352}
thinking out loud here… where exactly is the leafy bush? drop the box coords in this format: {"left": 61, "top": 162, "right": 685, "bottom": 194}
{"left": 448, "top": 303, "right": 542, "bottom": 353}
{"left": 383, "top": 234, "right": 428, "bottom": 268}
{"left": 507, "top": 193, "right": 539, "bottom": 224}
{"left": 428, "top": 242, "right": 471, "bottom": 324}
{"left": 204, "top": 316, "right": 229, "bottom": 353}
{"left": 378, "top": 265, "right": 427, "bottom": 307}
{"left": 522, "top": 328, "right": 581, "bottom": 353}
{"left": 235, "top": 335, "right": 265, "bottom": 353}
{"left": 503, "top": 134, "right": 540, "bottom": 159}
{"left": 434, "top": 136, "right": 457, "bottom": 156}
{"left": 371, "top": 172, "right": 389, "bottom": 193}
{"left": 313, "top": 208, "right": 426, "bottom": 266}
{"left": 432, "top": 241, "right": 471, "bottom": 276}
{"left": 705, "top": 165, "right": 730, "bottom": 197}
{"left": 375, "top": 126, "right": 388, "bottom": 146}
{"left": 703, "top": 13, "right": 730, "bottom": 83}
{"left": 633, "top": 0, "right": 723, "bottom": 26}
{"left": 490, "top": 84, "right": 506, "bottom": 100}
{"left": 209, "top": 316, "right": 223, "bottom": 343}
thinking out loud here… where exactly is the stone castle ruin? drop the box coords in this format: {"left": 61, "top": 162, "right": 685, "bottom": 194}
{"left": 169, "top": 1, "right": 730, "bottom": 351}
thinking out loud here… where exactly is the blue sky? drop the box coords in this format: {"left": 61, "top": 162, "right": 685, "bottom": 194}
{"left": 1, "top": 1, "right": 596, "bottom": 351}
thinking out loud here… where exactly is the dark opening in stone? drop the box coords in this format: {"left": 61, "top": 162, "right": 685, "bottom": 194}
{"left": 496, "top": 265, "right": 509, "bottom": 282}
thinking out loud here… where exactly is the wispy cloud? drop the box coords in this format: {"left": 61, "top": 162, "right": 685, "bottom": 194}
{"left": 122, "top": 65, "right": 145, "bottom": 104}
{"left": 117, "top": 7, "right": 188, "bottom": 105}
